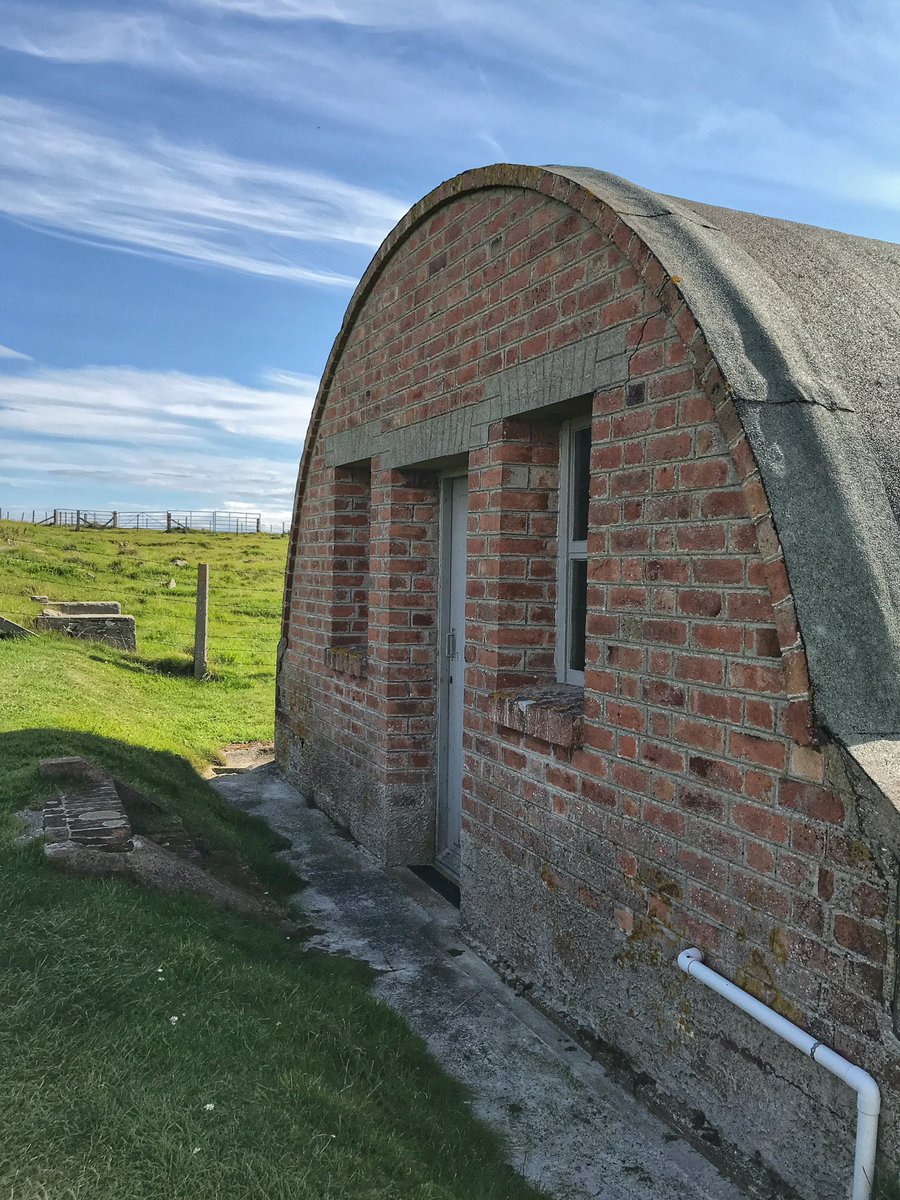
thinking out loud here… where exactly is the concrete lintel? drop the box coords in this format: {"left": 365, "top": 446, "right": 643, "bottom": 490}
{"left": 481, "top": 326, "right": 627, "bottom": 412}
{"left": 378, "top": 406, "right": 476, "bottom": 470}
{"left": 326, "top": 329, "right": 629, "bottom": 472}
{"left": 325, "top": 424, "right": 378, "bottom": 469}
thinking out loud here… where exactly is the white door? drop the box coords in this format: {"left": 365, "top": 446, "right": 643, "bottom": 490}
{"left": 437, "top": 474, "right": 468, "bottom": 880}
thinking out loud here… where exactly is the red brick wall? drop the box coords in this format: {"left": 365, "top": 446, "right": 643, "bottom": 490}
{"left": 467, "top": 417, "right": 560, "bottom": 693}
{"left": 329, "top": 463, "right": 371, "bottom": 650}
{"left": 279, "top": 170, "right": 898, "bottom": 1196}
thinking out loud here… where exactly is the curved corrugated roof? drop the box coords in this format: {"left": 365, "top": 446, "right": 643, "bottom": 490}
{"left": 547, "top": 167, "right": 900, "bottom": 748}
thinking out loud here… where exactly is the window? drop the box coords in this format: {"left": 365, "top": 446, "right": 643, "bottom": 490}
{"left": 557, "top": 417, "right": 591, "bottom": 686}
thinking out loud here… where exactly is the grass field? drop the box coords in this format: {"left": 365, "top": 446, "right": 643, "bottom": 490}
{"left": 0, "top": 520, "right": 542, "bottom": 1200}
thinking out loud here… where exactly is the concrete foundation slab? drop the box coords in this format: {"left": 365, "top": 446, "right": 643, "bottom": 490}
{"left": 214, "top": 765, "right": 747, "bottom": 1200}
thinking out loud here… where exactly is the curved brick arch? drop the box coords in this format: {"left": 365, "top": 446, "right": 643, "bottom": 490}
{"left": 283, "top": 164, "right": 813, "bottom": 738}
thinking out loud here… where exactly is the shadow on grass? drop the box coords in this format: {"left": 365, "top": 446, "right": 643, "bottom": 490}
{"left": 127, "top": 653, "right": 196, "bottom": 677}
{"left": 0, "top": 727, "right": 297, "bottom": 898}
{"left": 86, "top": 650, "right": 227, "bottom": 681}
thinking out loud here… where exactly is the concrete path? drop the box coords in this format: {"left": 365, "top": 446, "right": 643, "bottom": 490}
{"left": 215, "top": 765, "right": 745, "bottom": 1200}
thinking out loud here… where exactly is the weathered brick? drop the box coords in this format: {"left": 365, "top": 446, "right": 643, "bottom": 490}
{"left": 779, "top": 780, "right": 845, "bottom": 826}
{"left": 729, "top": 731, "right": 786, "bottom": 771}
{"left": 732, "top": 803, "right": 790, "bottom": 845}
{"left": 673, "top": 717, "right": 725, "bottom": 753}
{"left": 833, "top": 915, "right": 887, "bottom": 964}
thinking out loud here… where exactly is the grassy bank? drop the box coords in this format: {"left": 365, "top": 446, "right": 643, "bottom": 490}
{"left": 0, "top": 520, "right": 290, "bottom": 890}
{"left": 0, "top": 520, "right": 540, "bottom": 1200}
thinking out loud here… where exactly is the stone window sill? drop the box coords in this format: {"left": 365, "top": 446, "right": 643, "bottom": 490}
{"left": 325, "top": 644, "right": 368, "bottom": 678}
{"left": 491, "top": 683, "right": 584, "bottom": 749}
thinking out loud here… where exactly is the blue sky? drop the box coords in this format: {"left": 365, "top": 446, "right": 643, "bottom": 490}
{"left": 0, "top": 1, "right": 898, "bottom": 523}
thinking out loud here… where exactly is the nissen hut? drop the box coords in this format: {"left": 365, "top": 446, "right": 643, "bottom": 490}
{"left": 277, "top": 165, "right": 900, "bottom": 1200}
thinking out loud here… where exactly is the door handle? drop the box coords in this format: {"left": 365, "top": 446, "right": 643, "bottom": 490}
{"left": 446, "top": 630, "right": 457, "bottom": 660}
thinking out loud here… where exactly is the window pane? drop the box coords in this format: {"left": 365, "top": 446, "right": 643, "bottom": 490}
{"left": 569, "top": 557, "right": 587, "bottom": 673}
{"left": 571, "top": 425, "right": 590, "bottom": 541}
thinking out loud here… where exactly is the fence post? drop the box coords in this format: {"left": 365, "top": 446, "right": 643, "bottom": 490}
{"left": 193, "top": 563, "right": 209, "bottom": 679}
{"left": 166, "top": 511, "right": 172, "bottom": 532}
{"left": 112, "top": 511, "right": 118, "bottom": 528}
{"left": 76, "top": 509, "right": 81, "bottom": 531}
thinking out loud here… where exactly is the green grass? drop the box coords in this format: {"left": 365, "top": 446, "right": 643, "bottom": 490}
{"left": 0, "top": 517, "right": 284, "bottom": 688}
{"left": 0, "top": 521, "right": 542, "bottom": 1200}
{"left": 0, "top": 520, "right": 291, "bottom": 891}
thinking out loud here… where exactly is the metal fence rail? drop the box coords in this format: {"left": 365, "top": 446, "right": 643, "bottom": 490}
{"left": 0, "top": 508, "right": 288, "bottom": 534}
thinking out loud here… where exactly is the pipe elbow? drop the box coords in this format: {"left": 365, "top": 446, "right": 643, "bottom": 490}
{"left": 677, "top": 947, "right": 704, "bottom": 974}
{"left": 814, "top": 1046, "right": 881, "bottom": 1117}
{"left": 853, "top": 1070, "right": 881, "bottom": 1118}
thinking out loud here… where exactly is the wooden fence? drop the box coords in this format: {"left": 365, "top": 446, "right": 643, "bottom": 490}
{"left": 0, "top": 508, "right": 288, "bottom": 534}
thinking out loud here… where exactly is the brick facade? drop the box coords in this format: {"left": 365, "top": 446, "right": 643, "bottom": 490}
{"left": 278, "top": 167, "right": 899, "bottom": 1199}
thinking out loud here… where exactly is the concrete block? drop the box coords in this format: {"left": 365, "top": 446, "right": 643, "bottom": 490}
{"left": 0, "top": 615, "right": 33, "bottom": 639}
{"left": 36, "top": 611, "right": 136, "bottom": 651}
{"left": 39, "top": 756, "right": 103, "bottom": 781}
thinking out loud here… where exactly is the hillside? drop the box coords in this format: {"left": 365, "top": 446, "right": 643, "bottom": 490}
{"left": 0, "top": 517, "right": 289, "bottom": 887}
{"left": 0, "top": 518, "right": 539, "bottom": 1200}
{"left": 0, "top": 519, "right": 285, "bottom": 749}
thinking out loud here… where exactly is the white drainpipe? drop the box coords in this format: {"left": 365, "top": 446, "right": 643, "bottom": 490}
{"left": 678, "top": 947, "right": 881, "bottom": 1200}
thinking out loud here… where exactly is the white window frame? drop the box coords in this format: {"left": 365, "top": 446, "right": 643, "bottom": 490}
{"left": 556, "top": 415, "right": 591, "bottom": 687}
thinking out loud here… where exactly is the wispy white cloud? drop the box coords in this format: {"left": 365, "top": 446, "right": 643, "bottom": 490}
{"left": 0, "top": 8, "right": 172, "bottom": 65}
{"left": 666, "top": 100, "right": 900, "bottom": 213}
{"left": 0, "top": 343, "right": 30, "bottom": 360}
{"left": 168, "top": 0, "right": 439, "bottom": 22}
{"left": 0, "top": 96, "right": 406, "bottom": 283}
{"left": 0, "top": 363, "right": 313, "bottom": 519}
{"left": 3, "top": 2, "right": 899, "bottom": 223}
{"left": 0, "top": 8, "right": 507, "bottom": 150}
{"left": 0, "top": 363, "right": 316, "bottom": 447}
{"left": 262, "top": 368, "right": 319, "bottom": 391}
{"left": 0, "top": 437, "right": 298, "bottom": 521}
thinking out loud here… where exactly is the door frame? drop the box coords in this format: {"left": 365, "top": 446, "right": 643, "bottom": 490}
{"left": 435, "top": 468, "right": 468, "bottom": 877}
